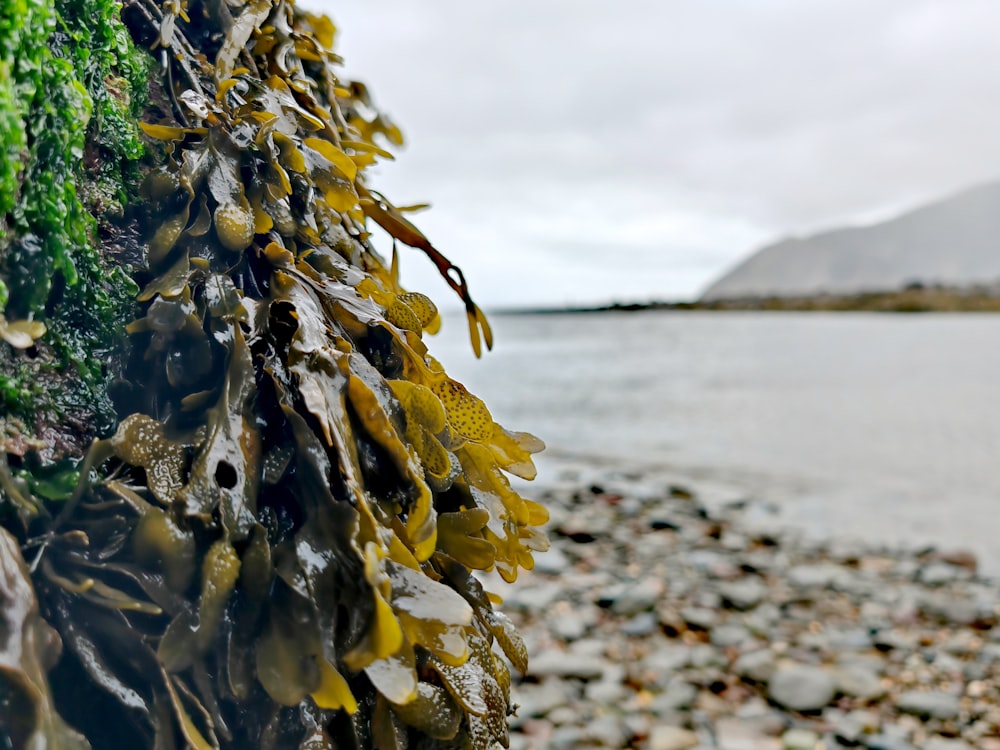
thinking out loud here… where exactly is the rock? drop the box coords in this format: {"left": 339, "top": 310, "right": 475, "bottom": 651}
{"left": 844, "top": 709, "right": 879, "bottom": 732}
{"left": 895, "top": 690, "right": 961, "bottom": 720}
{"left": 786, "top": 564, "right": 847, "bottom": 590}
{"left": 528, "top": 650, "right": 608, "bottom": 680}
{"left": 551, "top": 612, "right": 587, "bottom": 641}
{"left": 825, "top": 626, "right": 872, "bottom": 651}
{"left": 873, "top": 629, "right": 917, "bottom": 653}
{"left": 919, "top": 593, "right": 979, "bottom": 626}
{"left": 505, "top": 583, "right": 564, "bottom": 612}
{"left": 923, "top": 739, "right": 974, "bottom": 750}
{"left": 864, "top": 733, "right": 917, "bottom": 750}
{"left": 711, "top": 623, "right": 752, "bottom": 648}
{"left": 532, "top": 547, "right": 571, "bottom": 575}
{"left": 689, "top": 644, "right": 727, "bottom": 669}
{"left": 584, "top": 715, "right": 625, "bottom": 747}
{"left": 621, "top": 611, "right": 658, "bottom": 637}
{"left": 584, "top": 680, "right": 627, "bottom": 704}
{"left": 513, "top": 679, "right": 570, "bottom": 718}
{"left": 681, "top": 606, "right": 720, "bottom": 631}
{"left": 611, "top": 577, "right": 663, "bottom": 615}
{"left": 647, "top": 725, "right": 699, "bottom": 750}
{"left": 831, "top": 713, "right": 864, "bottom": 744}
{"left": 642, "top": 643, "right": 693, "bottom": 676}
{"left": 767, "top": 664, "right": 836, "bottom": 712}
{"left": 719, "top": 577, "right": 768, "bottom": 610}
{"left": 917, "top": 562, "right": 967, "bottom": 586}
{"left": 548, "top": 725, "right": 586, "bottom": 749}
{"left": 735, "top": 649, "right": 778, "bottom": 683}
{"left": 715, "top": 717, "right": 783, "bottom": 750}
{"left": 546, "top": 705, "right": 580, "bottom": 726}
{"left": 781, "top": 729, "right": 818, "bottom": 750}
{"left": 570, "top": 637, "right": 610, "bottom": 657}
{"left": 931, "top": 549, "right": 978, "bottom": 573}
{"left": 650, "top": 516, "right": 682, "bottom": 531}
{"left": 651, "top": 681, "right": 698, "bottom": 713}
{"left": 834, "top": 663, "right": 885, "bottom": 700}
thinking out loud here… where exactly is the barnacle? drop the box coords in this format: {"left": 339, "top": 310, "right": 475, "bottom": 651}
{"left": 0, "top": 0, "right": 547, "bottom": 748}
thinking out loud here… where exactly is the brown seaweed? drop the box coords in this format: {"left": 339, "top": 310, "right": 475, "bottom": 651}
{"left": 0, "top": 0, "right": 549, "bottom": 748}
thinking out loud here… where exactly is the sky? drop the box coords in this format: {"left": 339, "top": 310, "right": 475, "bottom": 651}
{"left": 307, "top": 1, "right": 1000, "bottom": 309}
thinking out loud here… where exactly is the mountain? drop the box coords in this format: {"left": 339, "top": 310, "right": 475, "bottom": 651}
{"left": 701, "top": 181, "right": 1000, "bottom": 301}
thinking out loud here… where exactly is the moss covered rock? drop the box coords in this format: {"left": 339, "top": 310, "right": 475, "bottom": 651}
{"left": 0, "top": 0, "right": 151, "bottom": 460}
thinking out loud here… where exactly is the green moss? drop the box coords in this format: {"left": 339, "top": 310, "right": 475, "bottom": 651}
{"left": 0, "top": 0, "right": 149, "bottom": 447}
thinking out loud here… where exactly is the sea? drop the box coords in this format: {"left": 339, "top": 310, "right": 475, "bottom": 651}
{"left": 428, "top": 310, "right": 1000, "bottom": 574}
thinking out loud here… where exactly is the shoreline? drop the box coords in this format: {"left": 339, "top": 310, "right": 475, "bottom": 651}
{"left": 495, "top": 466, "right": 1000, "bottom": 750}
{"left": 488, "top": 286, "right": 1000, "bottom": 316}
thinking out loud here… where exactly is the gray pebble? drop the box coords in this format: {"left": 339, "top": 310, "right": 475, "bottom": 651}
{"left": 834, "top": 663, "right": 886, "bottom": 700}
{"left": 528, "top": 650, "right": 608, "bottom": 680}
{"left": 532, "top": 547, "right": 571, "bottom": 575}
{"left": 719, "top": 577, "right": 768, "bottom": 611}
{"left": 787, "top": 564, "right": 847, "bottom": 590}
{"left": 551, "top": 613, "right": 587, "bottom": 641}
{"left": 895, "top": 690, "right": 961, "bottom": 720}
{"left": 711, "top": 623, "right": 753, "bottom": 648}
{"left": 584, "top": 680, "right": 627, "bottom": 705}
{"left": 917, "top": 562, "right": 966, "bottom": 587}
{"left": 611, "top": 577, "right": 662, "bottom": 615}
{"left": 621, "top": 611, "right": 658, "bottom": 637}
{"left": 652, "top": 681, "right": 698, "bottom": 713}
{"left": 681, "top": 606, "right": 720, "bottom": 631}
{"left": 864, "top": 734, "right": 917, "bottom": 750}
{"left": 514, "top": 679, "right": 571, "bottom": 718}
{"left": 584, "top": 715, "right": 625, "bottom": 746}
{"left": 768, "top": 664, "right": 836, "bottom": 712}
{"left": 643, "top": 643, "right": 693, "bottom": 674}
{"left": 735, "top": 649, "right": 778, "bottom": 683}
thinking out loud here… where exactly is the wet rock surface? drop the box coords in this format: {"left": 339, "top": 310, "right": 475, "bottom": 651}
{"left": 489, "top": 466, "right": 1000, "bottom": 749}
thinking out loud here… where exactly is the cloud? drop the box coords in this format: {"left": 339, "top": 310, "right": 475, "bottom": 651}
{"left": 311, "top": 0, "right": 1000, "bottom": 306}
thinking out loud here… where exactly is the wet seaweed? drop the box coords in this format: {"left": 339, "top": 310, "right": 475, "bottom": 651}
{"left": 0, "top": 0, "right": 548, "bottom": 748}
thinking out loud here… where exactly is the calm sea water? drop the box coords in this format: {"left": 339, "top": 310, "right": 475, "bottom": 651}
{"left": 430, "top": 310, "right": 1000, "bottom": 572}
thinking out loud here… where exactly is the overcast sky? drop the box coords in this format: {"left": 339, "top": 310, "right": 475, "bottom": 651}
{"left": 309, "top": 1, "right": 1000, "bottom": 308}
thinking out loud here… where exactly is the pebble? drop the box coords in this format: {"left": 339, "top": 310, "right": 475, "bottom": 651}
{"left": 781, "top": 729, "right": 818, "bottom": 750}
{"left": 786, "top": 564, "right": 845, "bottom": 590}
{"left": 648, "top": 725, "right": 700, "bottom": 750}
{"left": 719, "top": 578, "right": 768, "bottom": 611}
{"left": 653, "top": 680, "right": 698, "bottom": 713}
{"left": 735, "top": 649, "right": 778, "bottom": 683}
{"left": 714, "top": 717, "right": 782, "bottom": 749}
{"left": 865, "top": 734, "right": 917, "bottom": 750}
{"left": 895, "top": 690, "right": 961, "bottom": 720}
{"left": 498, "top": 465, "right": 999, "bottom": 750}
{"left": 768, "top": 664, "right": 837, "bottom": 712}
{"left": 550, "top": 612, "right": 587, "bottom": 641}
{"left": 611, "top": 578, "right": 663, "bottom": 616}
{"left": 527, "top": 651, "right": 607, "bottom": 680}
{"left": 532, "top": 547, "right": 571, "bottom": 575}
{"left": 834, "top": 663, "right": 886, "bottom": 700}
{"left": 924, "top": 739, "right": 974, "bottom": 750}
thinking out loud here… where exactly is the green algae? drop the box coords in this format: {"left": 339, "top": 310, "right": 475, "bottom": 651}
{"left": 0, "top": 0, "right": 149, "bottom": 451}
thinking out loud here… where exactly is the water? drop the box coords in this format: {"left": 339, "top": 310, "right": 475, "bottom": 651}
{"left": 430, "top": 310, "right": 1000, "bottom": 572}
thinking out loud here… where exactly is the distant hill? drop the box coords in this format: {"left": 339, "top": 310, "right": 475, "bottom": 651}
{"left": 701, "top": 182, "right": 1000, "bottom": 301}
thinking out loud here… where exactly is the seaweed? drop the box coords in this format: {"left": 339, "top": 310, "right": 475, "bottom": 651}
{"left": 0, "top": 1, "right": 548, "bottom": 748}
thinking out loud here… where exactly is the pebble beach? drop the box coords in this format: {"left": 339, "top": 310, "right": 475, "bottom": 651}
{"left": 491, "top": 464, "right": 1000, "bottom": 750}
